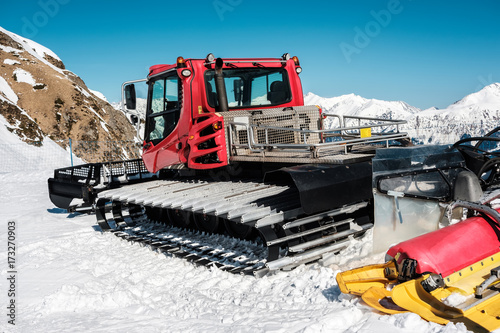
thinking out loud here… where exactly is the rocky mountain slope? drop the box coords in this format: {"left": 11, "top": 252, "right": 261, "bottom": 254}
{"left": 0, "top": 26, "right": 137, "bottom": 161}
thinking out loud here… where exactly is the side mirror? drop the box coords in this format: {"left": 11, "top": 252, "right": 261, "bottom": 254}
{"left": 124, "top": 84, "right": 136, "bottom": 110}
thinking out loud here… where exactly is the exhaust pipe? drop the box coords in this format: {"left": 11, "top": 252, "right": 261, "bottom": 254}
{"left": 214, "top": 57, "right": 229, "bottom": 112}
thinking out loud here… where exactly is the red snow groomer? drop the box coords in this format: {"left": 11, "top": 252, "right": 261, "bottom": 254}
{"left": 48, "top": 53, "right": 411, "bottom": 275}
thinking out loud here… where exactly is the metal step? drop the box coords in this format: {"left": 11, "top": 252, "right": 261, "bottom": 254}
{"left": 266, "top": 218, "right": 354, "bottom": 247}
{"left": 266, "top": 239, "right": 352, "bottom": 271}
{"left": 288, "top": 222, "right": 373, "bottom": 253}
{"left": 282, "top": 202, "right": 368, "bottom": 230}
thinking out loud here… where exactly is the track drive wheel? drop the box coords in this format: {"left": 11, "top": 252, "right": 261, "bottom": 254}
{"left": 224, "top": 219, "right": 255, "bottom": 240}
{"left": 194, "top": 213, "right": 221, "bottom": 234}
{"left": 167, "top": 209, "right": 194, "bottom": 229}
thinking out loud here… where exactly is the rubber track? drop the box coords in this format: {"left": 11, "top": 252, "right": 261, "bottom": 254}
{"left": 96, "top": 178, "right": 373, "bottom": 276}
{"left": 111, "top": 222, "right": 270, "bottom": 276}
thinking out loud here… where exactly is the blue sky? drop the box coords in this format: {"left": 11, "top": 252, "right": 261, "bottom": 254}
{"left": 1, "top": 0, "right": 499, "bottom": 109}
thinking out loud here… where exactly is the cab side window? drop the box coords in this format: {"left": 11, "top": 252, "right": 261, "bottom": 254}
{"left": 146, "top": 75, "right": 180, "bottom": 143}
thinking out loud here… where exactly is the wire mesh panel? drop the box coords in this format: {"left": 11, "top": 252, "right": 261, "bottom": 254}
{"left": 221, "top": 105, "right": 323, "bottom": 155}
{"left": 221, "top": 105, "right": 408, "bottom": 165}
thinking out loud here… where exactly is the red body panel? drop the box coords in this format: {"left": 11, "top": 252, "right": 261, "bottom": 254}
{"left": 141, "top": 56, "right": 304, "bottom": 173}
{"left": 142, "top": 136, "right": 182, "bottom": 173}
{"left": 387, "top": 211, "right": 500, "bottom": 278}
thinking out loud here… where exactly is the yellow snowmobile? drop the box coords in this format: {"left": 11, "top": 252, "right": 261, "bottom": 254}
{"left": 338, "top": 133, "right": 500, "bottom": 332}
{"left": 338, "top": 202, "right": 500, "bottom": 332}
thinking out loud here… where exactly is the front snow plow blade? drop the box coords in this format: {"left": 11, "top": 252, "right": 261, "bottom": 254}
{"left": 337, "top": 190, "right": 500, "bottom": 332}
{"left": 48, "top": 159, "right": 157, "bottom": 212}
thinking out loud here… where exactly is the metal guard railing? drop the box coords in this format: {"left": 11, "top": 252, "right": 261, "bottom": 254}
{"left": 228, "top": 114, "right": 408, "bottom": 157}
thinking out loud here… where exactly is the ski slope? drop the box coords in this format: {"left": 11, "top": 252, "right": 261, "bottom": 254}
{"left": 0, "top": 154, "right": 472, "bottom": 332}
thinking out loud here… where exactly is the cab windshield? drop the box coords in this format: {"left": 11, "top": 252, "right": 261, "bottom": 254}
{"left": 205, "top": 68, "right": 291, "bottom": 109}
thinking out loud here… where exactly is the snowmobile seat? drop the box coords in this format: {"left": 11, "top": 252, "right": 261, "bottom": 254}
{"left": 452, "top": 170, "right": 483, "bottom": 202}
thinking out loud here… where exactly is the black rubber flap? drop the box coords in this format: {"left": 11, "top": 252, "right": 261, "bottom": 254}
{"left": 264, "top": 162, "right": 373, "bottom": 215}
{"left": 48, "top": 178, "right": 85, "bottom": 209}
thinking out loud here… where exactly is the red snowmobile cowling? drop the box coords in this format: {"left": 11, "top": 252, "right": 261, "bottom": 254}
{"left": 387, "top": 211, "right": 500, "bottom": 278}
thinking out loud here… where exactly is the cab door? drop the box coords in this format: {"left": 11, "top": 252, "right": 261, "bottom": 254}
{"left": 142, "top": 73, "right": 182, "bottom": 172}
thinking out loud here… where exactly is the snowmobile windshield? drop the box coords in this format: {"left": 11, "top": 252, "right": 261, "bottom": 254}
{"left": 204, "top": 68, "right": 292, "bottom": 109}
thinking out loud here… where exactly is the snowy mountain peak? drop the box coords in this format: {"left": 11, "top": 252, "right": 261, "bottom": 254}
{"left": 452, "top": 82, "right": 500, "bottom": 108}
{"left": 304, "top": 92, "right": 421, "bottom": 119}
{"left": 0, "top": 26, "right": 135, "bottom": 152}
{"left": 0, "top": 26, "right": 64, "bottom": 71}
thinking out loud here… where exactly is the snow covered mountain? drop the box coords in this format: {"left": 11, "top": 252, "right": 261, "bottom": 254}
{"left": 306, "top": 84, "right": 500, "bottom": 144}
{"left": 305, "top": 92, "right": 421, "bottom": 120}
{"left": 0, "top": 26, "right": 136, "bottom": 162}
{"left": 408, "top": 83, "right": 500, "bottom": 144}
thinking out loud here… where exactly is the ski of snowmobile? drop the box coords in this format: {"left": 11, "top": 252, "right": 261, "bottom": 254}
{"left": 390, "top": 252, "right": 500, "bottom": 332}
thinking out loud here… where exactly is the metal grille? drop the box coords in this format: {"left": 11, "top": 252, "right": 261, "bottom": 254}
{"left": 221, "top": 106, "right": 322, "bottom": 152}
{"left": 106, "top": 159, "right": 149, "bottom": 176}
{"left": 221, "top": 105, "right": 408, "bottom": 165}
{"left": 57, "top": 165, "right": 96, "bottom": 179}
{"left": 53, "top": 159, "right": 150, "bottom": 185}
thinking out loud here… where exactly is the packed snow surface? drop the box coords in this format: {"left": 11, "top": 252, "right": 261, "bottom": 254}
{"left": 0, "top": 170, "right": 474, "bottom": 333}
{"left": 0, "top": 138, "right": 474, "bottom": 333}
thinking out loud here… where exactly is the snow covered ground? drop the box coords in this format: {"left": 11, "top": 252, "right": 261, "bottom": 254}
{"left": 0, "top": 154, "right": 474, "bottom": 332}
{"left": 0, "top": 170, "right": 474, "bottom": 333}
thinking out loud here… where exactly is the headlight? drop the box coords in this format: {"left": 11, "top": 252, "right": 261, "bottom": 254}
{"left": 206, "top": 53, "right": 215, "bottom": 63}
